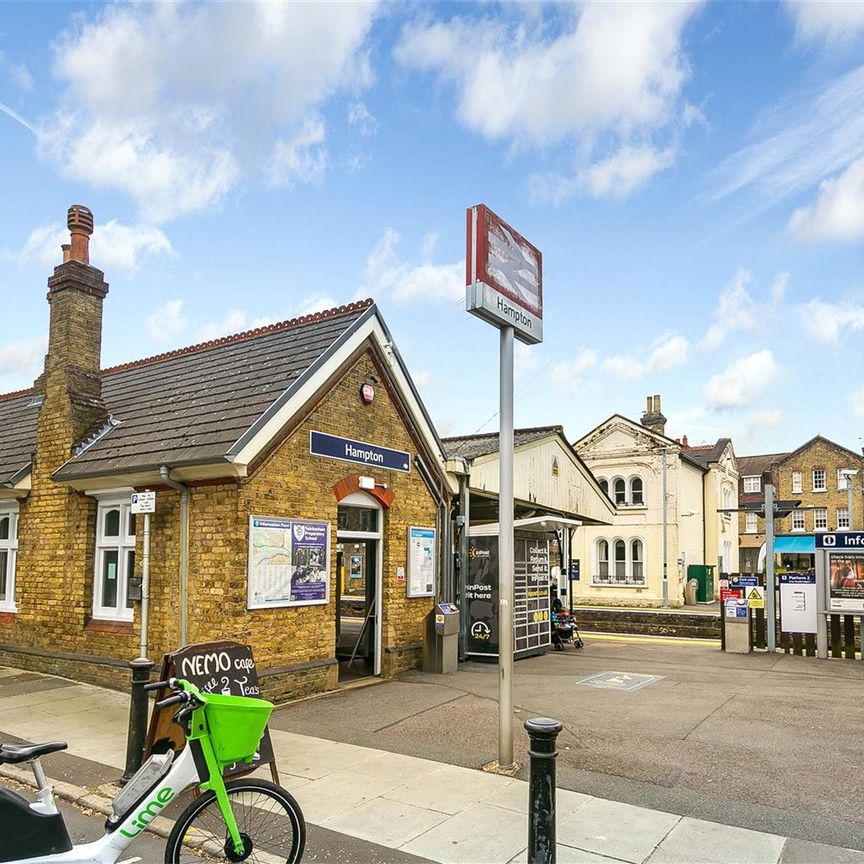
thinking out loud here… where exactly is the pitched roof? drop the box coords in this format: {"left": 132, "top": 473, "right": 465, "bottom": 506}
{"left": 737, "top": 453, "right": 791, "bottom": 477}
{"left": 682, "top": 438, "right": 732, "bottom": 468}
{"left": 778, "top": 434, "right": 864, "bottom": 465}
{"left": 443, "top": 425, "right": 564, "bottom": 460}
{"left": 0, "top": 301, "right": 374, "bottom": 485}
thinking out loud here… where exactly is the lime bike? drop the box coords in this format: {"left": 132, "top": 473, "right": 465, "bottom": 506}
{"left": 0, "top": 678, "right": 305, "bottom": 863}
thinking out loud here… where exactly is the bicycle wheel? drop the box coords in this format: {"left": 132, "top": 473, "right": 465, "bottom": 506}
{"left": 164, "top": 778, "right": 305, "bottom": 863}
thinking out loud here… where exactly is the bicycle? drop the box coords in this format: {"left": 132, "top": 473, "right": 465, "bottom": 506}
{"left": 0, "top": 677, "right": 306, "bottom": 863}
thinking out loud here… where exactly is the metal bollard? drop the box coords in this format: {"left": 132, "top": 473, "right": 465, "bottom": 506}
{"left": 525, "top": 717, "right": 564, "bottom": 864}
{"left": 121, "top": 656, "right": 154, "bottom": 784}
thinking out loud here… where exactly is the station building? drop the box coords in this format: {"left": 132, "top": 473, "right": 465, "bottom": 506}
{"left": 0, "top": 206, "right": 456, "bottom": 699}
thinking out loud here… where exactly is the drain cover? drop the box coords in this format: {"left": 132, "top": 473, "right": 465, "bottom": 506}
{"left": 575, "top": 671, "right": 663, "bottom": 692}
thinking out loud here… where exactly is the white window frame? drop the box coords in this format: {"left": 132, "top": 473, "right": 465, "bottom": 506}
{"left": 838, "top": 507, "right": 850, "bottom": 530}
{"left": 0, "top": 504, "right": 19, "bottom": 613}
{"left": 629, "top": 476, "right": 644, "bottom": 506}
{"left": 742, "top": 476, "right": 761, "bottom": 494}
{"left": 593, "top": 536, "right": 646, "bottom": 587}
{"left": 93, "top": 498, "right": 137, "bottom": 621}
{"left": 812, "top": 469, "right": 826, "bottom": 492}
{"left": 791, "top": 509, "right": 806, "bottom": 532}
{"left": 745, "top": 512, "right": 758, "bottom": 534}
{"left": 612, "top": 477, "right": 626, "bottom": 507}
{"left": 813, "top": 508, "right": 828, "bottom": 532}
{"left": 791, "top": 471, "right": 802, "bottom": 494}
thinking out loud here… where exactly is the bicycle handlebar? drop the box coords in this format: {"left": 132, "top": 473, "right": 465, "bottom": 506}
{"left": 144, "top": 679, "right": 170, "bottom": 692}
{"left": 154, "top": 693, "right": 187, "bottom": 710}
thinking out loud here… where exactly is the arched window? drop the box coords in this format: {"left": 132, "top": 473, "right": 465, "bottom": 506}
{"left": 613, "top": 478, "right": 626, "bottom": 506}
{"left": 597, "top": 539, "right": 609, "bottom": 578}
{"left": 614, "top": 539, "right": 626, "bottom": 578}
{"left": 598, "top": 478, "right": 609, "bottom": 497}
{"left": 630, "top": 477, "right": 644, "bottom": 506}
{"left": 631, "top": 539, "right": 643, "bottom": 582}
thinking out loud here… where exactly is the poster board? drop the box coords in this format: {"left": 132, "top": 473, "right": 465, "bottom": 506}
{"left": 828, "top": 551, "right": 864, "bottom": 612}
{"left": 779, "top": 572, "right": 817, "bottom": 633}
{"left": 407, "top": 526, "right": 436, "bottom": 598}
{"left": 248, "top": 516, "right": 330, "bottom": 609}
{"left": 143, "top": 641, "right": 277, "bottom": 781}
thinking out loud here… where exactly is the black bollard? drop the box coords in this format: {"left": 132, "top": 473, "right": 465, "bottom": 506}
{"left": 525, "top": 716, "right": 564, "bottom": 864}
{"left": 121, "top": 656, "right": 154, "bottom": 784}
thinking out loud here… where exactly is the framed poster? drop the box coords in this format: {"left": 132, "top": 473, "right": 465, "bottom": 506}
{"left": 407, "top": 526, "right": 436, "bottom": 598}
{"left": 247, "top": 516, "right": 330, "bottom": 609}
{"left": 828, "top": 551, "right": 864, "bottom": 612}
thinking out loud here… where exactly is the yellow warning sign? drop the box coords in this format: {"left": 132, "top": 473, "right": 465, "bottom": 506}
{"left": 747, "top": 586, "right": 765, "bottom": 609}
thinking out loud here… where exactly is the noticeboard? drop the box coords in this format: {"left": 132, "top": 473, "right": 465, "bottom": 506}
{"left": 247, "top": 516, "right": 330, "bottom": 609}
{"left": 407, "top": 526, "right": 436, "bottom": 598}
{"left": 828, "top": 550, "right": 864, "bottom": 612}
{"left": 144, "top": 641, "right": 277, "bottom": 780}
{"left": 779, "top": 572, "right": 817, "bottom": 633}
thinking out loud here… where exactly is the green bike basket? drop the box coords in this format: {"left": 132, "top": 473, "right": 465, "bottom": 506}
{"left": 202, "top": 693, "right": 273, "bottom": 765}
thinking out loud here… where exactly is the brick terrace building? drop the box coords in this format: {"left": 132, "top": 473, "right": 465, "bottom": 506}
{"left": 0, "top": 207, "right": 456, "bottom": 698}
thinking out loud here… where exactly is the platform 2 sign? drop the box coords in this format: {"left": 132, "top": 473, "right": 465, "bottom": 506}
{"left": 144, "top": 640, "right": 277, "bottom": 780}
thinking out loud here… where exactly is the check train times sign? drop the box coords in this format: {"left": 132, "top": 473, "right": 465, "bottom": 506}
{"left": 466, "top": 204, "right": 543, "bottom": 345}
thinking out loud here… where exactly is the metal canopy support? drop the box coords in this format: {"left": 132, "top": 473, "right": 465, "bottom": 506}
{"left": 764, "top": 480, "right": 776, "bottom": 653}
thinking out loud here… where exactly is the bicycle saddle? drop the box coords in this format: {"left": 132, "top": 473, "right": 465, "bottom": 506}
{"left": 0, "top": 741, "right": 67, "bottom": 764}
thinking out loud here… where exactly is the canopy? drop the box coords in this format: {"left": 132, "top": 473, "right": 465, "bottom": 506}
{"left": 774, "top": 535, "right": 815, "bottom": 553}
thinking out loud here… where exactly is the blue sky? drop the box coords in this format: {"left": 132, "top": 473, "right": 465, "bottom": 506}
{"left": 1, "top": 1, "right": 863, "bottom": 457}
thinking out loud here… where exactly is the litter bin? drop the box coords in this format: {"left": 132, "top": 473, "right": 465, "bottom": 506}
{"left": 684, "top": 578, "right": 698, "bottom": 606}
{"left": 687, "top": 564, "right": 716, "bottom": 603}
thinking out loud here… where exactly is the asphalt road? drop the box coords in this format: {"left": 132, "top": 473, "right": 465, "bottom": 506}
{"left": 269, "top": 634, "right": 864, "bottom": 852}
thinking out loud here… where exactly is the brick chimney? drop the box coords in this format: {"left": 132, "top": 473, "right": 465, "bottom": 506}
{"left": 34, "top": 205, "right": 109, "bottom": 469}
{"left": 640, "top": 393, "right": 667, "bottom": 436}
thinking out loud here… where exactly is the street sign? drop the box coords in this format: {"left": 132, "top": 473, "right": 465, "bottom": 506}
{"left": 131, "top": 491, "right": 156, "bottom": 514}
{"left": 746, "top": 586, "right": 765, "bottom": 609}
{"left": 569, "top": 560, "right": 580, "bottom": 581}
{"left": 816, "top": 531, "right": 864, "bottom": 550}
{"left": 730, "top": 575, "right": 758, "bottom": 588}
{"left": 309, "top": 430, "right": 410, "bottom": 473}
{"left": 466, "top": 204, "right": 543, "bottom": 345}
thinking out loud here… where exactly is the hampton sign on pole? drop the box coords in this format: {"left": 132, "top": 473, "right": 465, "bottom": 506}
{"left": 466, "top": 204, "right": 543, "bottom": 770}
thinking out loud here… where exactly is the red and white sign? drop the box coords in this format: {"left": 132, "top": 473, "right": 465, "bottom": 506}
{"left": 360, "top": 383, "right": 375, "bottom": 404}
{"left": 466, "top": 204, "right": 543, "bottom": 345}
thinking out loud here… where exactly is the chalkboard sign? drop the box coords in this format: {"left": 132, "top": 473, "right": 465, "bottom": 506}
{"left": 144, "top": 640, "right": 277, "bottom": 780}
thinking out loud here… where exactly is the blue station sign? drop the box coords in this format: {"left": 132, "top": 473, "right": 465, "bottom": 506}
{"left": 815, "top": 531, "right": 864, "bottom": 550}
{"left": 309, "top": 430, "right": 411, "bottom": 473}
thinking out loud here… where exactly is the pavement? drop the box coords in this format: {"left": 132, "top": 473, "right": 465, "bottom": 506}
{"left": 1, "top": 642, "right": 863, "bottom": 863}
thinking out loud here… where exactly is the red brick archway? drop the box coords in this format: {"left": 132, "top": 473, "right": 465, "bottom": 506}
{"left": 332, "top": 473, "right": 394, "bottom": 509}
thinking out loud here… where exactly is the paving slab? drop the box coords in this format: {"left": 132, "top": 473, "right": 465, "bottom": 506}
{"left": 292, "top": 769, "right": 405, "bottom": 824}
{"left": 510, "top": 846, "right": 633, "bottom": 864}
{"left": 646, "top": 817, "right": 785, "bottom": 864}
{"left": 384, "top": 763, "right": 512, "bottom": 815}
{"left": 780, "top": 838, "right": 864, "bottom": 864}
{"left": 323, "top": 796, "right": 450, "bottom": 848}
{"left": 401, "top": 802, "right": 528, "bottom": 864}
{"left": 557, "top": 798, "right": 680, "bottom": 863}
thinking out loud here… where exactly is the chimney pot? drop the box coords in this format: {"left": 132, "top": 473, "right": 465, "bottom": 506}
{"left": 67, "top": 204, "right": 94, "bottom": 265}
{"left": 654, "top": 394, "right": 662, "bottom": 413}
{"left": 61, "top": 244, "right": 71, "bottom": 263}
{"left": 683, "top": 434, "right": 688, "bottom": 447}
{"left": 646, "top": 396, "right": 653, "bottom": 413}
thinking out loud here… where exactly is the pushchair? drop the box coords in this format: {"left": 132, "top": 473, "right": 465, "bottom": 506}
{"left": 551, "top": 608, "right": 583, "bottom": 650}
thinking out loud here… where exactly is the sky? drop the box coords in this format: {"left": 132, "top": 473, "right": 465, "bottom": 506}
{"left": 1, "top": 1, "right": 863, "bottom": 458}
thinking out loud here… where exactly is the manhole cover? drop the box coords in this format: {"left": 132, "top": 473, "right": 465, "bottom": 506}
{"left": 575, "top": 671, "right": 663, "bottom": 692}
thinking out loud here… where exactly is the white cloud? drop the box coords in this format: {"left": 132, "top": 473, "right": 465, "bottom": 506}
{"left": 0, "top": 336, "right": 46, "bottom": 392}
{"left": 770, "top": 272, "right": 790, "bottom": 305}
{"left": 198, "top": 310, "right": 273, "bottom": 342}
{"left": 13, "top": 219, "right": 173, "bottom": 274}
{"left": 699, "top": 268, "right": 759, "bottom": 350}
{"left": 362, "top": 228, "right": 463, "bottom": 304}
{"left": 602, "top": 331, "right": 688, "bottom": 382}
{"left": 552, "top": 349, "right": 598, "bottom": 390}
{"left": 788, "top": 157, "right": 864, "bottom": 243}
{"left": 42, "top": 2, "right": 377, "bottom": 221}
{"left": 755, "top": 409, "right": 782, "bottom": 428}
{"left": 852, "top": 385, "right": 864, "bottom": 418}
{"left": 348, "top": 101, "right": 377, "bottom": 137}
{"left": 785, "top": 0, "right": 864, "bottom": 43}
{"left": 395, "top": 2, "right": 700, "bottom": 199}
{"left": 147, "top": 299, "right": 187, "bottom": 343}
{"left": 295, "top": 293, "right": 338, "bottom": 317}
{"left": 704, "top": 350, "right": 779, "bottom": 410}
{"left": 268, "top": 117, "right": 327, "bottom": 189}
{"left": 798, "top": 299, "right": 864, "bottom": 343}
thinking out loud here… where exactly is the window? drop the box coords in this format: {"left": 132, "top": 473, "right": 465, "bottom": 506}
{"left": 722, "top": 485, "right": 733, "bottom": 519}
{"left": 0, "top": 505, "right": 18, "bottom": 612}
{"left": 838, "top": 469, "right": 852, "bottom": 491}
{"left": 614, "top": 540, "right": 626, "bottom": 579}
{"left": 93, "top": 500, "right": 137, "bottom": 621}
{"left": 597, "top": 540, "right": 609, "bottom": 578}
{"left": 838, "top": 508, "right": 850, "bottom": 530}
{"left": 598, "top": 478, "right": 609, "bottom": 497}
{"left": 814, "top": 508, "right": 828, "bottom": 531}
{"left": 792, "top": 509, "right": 806, "bottom": 532}
{"left": 613, "top": 478, "right": 626, "bottom": 506}
{"left": 813, "top": 469, "right": 826, "bottom": 492}
{"left": 745, "top": 512, "right": 758, "bottom": 534}
{"left": 743, "top": 476, "right": 761, "bottom": 493}
{"left": 631, "top": 540, "right": 643, "bottom": 581}
{"left": 791, "top": 471, "right": 802, "bottom": 494}
{"left": 630, "top": 477, "right": 644, "bottom": 506}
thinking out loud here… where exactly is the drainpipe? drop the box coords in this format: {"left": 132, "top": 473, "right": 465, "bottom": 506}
{"left": 159, "top": 466, "right": 189, "bottom": 647}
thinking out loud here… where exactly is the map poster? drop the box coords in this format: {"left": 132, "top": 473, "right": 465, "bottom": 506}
{"left": 407, "top": 526, "right": 436, "bottom": 598}
{"left": 247, "top": 516, "right": 330, "bottom": 609}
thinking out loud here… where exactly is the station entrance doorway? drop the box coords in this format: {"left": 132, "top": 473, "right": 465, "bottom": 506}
{"left": 335, "top": 495, "right": 382, "bottom": 683}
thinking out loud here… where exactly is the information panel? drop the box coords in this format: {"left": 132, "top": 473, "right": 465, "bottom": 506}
{"left": 466, "top": 533, "right": 550, "bottom": 660}
{"left": 247, "top": 516, "right": 330, "bottom": 609}
{"left": 407, "top": 526, "right": 436, "bottom": 598}
{"left": 828, "top": 550, "right": 864, "bottom": 612}
{"left": 779, "top": 572, "right": 817, "bottom": 633}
